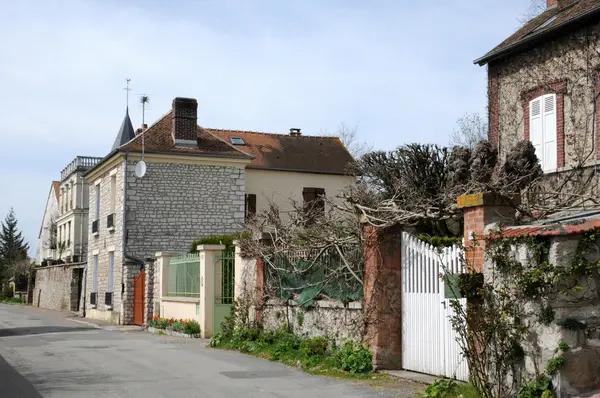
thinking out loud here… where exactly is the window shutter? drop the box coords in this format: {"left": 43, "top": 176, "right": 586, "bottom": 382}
{"left": 303, "top": 187, "right": 316, "bottom": 204}
{"left": 315, "top": 188, "right": 326, "bottom": 213}
{"left": 245, "top": 194, "right": 257, "bottom": 219}
{"left": 530, "top": 97, "right": 544, "bottom": 168}
{"left": 542, "top": 94, "right": 557, "bottom": 171}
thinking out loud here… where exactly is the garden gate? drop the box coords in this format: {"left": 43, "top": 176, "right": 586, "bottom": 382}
{"left": 401, "top": 232, "right": 469, "bottom": 381}
{"left": 213, "top": 249, "right": 235, "bottom": 335}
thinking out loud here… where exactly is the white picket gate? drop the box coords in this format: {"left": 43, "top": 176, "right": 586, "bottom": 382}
{"left": 401, "top": 232, "right": 469, "bottom": 381}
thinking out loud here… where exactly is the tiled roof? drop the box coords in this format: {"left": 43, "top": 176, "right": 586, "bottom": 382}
{"left": 120, "top": 112, "right": 251, "bottom": 160}
{"left": 494, "top": 214, "right": 600, "bottom": 238}
{"left": 475, "top": 0, "right": 600, "bottom": 65}
{"left": 52, "top": 181, "right": 60, "bottom": 202}
{"left": 209, "top": 129, "right": 354, "bottom": 175}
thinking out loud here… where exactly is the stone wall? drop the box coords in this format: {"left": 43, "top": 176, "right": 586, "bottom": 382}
{"left": 485, "top": 234, "right": 600, "bottom": 397}
{"left": 33, "top": 264, "right": 84, "bottom": 312}
{"left": 262, "top": 300, "right": 363, "bottom": 342}
{"left": 491, "top": 21, "right": 600, "bottom": 166}
{"left": 125, "top": 160, "right": 245, "bottom": 260}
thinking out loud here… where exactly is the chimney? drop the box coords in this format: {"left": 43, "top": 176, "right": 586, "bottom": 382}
{"left": 289, "top": 128, "right": 302, "bottom": 136}
{"left": 135, "top": 124, "right": 148, "bottom": 136}
{"left": 172, "top": 97, "right": 198, "bottom": 146}
{"left": 547, "top": 0, "right": 558, "bottom": 8}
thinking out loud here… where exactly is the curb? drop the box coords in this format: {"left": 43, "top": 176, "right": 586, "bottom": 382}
{"left": 66, "top": 318, "right": 102, "bottom": 329}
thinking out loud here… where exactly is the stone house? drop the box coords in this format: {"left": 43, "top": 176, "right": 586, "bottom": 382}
{"left": 475, "top": 0, "right": 600, "bottom": 173}
{"left": 36, "top": 181, "right": 60, "bottom": 265}
{"left": 83, "top": 97, "right": 354, "bottom": 325}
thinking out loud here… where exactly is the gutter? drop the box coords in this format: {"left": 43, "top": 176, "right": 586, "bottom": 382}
{"left": 474, "top": 5, "right": 600, "bottom": 66}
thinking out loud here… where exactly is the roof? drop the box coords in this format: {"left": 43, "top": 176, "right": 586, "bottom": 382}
{"left": 112, "top": 108, "right": 136, "bottom": 151}
{"left": 209, "top": 129, "right": 354, "bottom": 175}
{"left": 492, "top": 211, "right": 600, "bottom": 238}
{"left": 120, "top": 112, "right": 251, "bottom": 159}
{"left": 475, "top": 0, "right": 600, "bottom": 66}
{"left": 52, "top": 181, "right": 60, "bottom": 202}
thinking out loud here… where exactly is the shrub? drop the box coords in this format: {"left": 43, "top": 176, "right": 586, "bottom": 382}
{"left": 189, "top": 234, "right": 242, "bottom": 253}
{"left": 420, "top": 379, "right": 457, "bottom": 397}
{"left": 148, "top": 316, "right": 200, "bottom": 335}
{"left": 336, "top": 341, "right": 373, "bottom": 374}
{"left": 2, "top": 287, "right": 14, "bottom": 298}
{"left": 300, "top": 336, "right": 328, "bottom": 357}
{"left": 518, "top": 375, "right": 553, "bottom": 398}
{"left": 185, "top": 320, "right": 200, "bottom": 335}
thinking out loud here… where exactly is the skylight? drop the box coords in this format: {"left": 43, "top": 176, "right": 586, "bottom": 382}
{"left": 535, "top": 15, "right": 558, "bottom": 31}
{"left": 230, "top": 137, "right": 245, "bottom": 145}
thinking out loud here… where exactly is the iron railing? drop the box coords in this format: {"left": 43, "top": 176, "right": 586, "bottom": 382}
{"left": 60, "top": 156, "right": 103, "bottom": 181}
{"left": 216, "top": 250, "right": 235, "bottom": 305}
{"left": 168, "top": 253, "right": 200, "bottom": 297}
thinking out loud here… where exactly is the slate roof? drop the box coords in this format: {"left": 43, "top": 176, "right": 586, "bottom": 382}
{"left": 111, "top": 108, "right": 136, "bottom": 151}
{"left": 209, "top": 129, "right": 354, "bottom": 175}
{"left": 120, "top": 112, "right": 251, "bottom": 160}
{"left": 475, "top": 0, "right": 600, "bottom": 65}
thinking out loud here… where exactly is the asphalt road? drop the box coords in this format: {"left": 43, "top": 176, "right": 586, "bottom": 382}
{"left": 0, "top": 304, "right": 407, "bottom": 398}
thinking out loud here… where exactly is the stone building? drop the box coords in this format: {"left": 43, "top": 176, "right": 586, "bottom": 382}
{"left": 36, "top": 181, "right": 60, "bottom": 265}
{"left": 83, "top": 96, "right": 355, "bottom": 325}
{"left": 475, "top": 0, "right": 600, "bottom": 172}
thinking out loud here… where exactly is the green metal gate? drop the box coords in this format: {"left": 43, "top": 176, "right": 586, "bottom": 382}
{"left": 213, "top": 249, "right": 235, "bottom": 335}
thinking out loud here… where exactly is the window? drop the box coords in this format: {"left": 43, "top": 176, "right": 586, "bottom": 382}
{"left": 530, "top": 94, "right": 557, "bottom": 171}
{"left": 230, "top": 137, "right": 245, "bottom": 145}
{"left": 110, "top": 175, "right": 116, "bottom": 214}
{"left": 108, "top": 252, "right": 114, "bottom": 293}
{"left": 67, "top": 222, "right": 71, "bottom": 246}
{"left": 245, "top": 194, "right": 257, "bottom": 220}
{"left": 95, "top": 184, "right": 100, "bottom": 220}
{"left": 303, "top": 187, "right": 326, "bottom": 224}
{"left": 534, "top": 15, "right": 558, "bottom": 31}
{"left": 93, "top": 255, "right": 98, "bottom": 292}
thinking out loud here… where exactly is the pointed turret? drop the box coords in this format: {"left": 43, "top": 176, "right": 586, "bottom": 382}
{"left": 111, "top": 108, "right": 135, "bottom": 151}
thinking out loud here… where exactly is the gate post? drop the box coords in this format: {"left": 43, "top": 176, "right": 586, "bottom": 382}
{"left": 198, "top": 244, "right": 225, "bottom": 339}
{"left": 154, "top": 252, "right": 181, "bottom": 317}
{"left": 362, "top": 224, "right": 403, "bottom": 370}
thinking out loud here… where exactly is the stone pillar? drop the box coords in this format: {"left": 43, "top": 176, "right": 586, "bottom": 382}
{"left": 144, "top": 261, "right": 154, "bottom": 326}
{"left": 457, "top": 193, "right": 518, "bottom": 272}
{"left": 154, "top": 252, "right": 180, "bottom": 318}
{"left": 198, "top": 244, "right": 225, "bottom": 339}
{"left": 362, "top": 224, "right": 403, "bottom": 370}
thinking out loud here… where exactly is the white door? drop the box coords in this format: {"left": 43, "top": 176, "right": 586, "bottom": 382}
{"left": 401, "top": 232, "right": 469, "bottom": 381}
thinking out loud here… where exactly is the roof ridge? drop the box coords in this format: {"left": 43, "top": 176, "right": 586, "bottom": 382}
{"left": 118, "top": 110, "right": 173, "bottom": 148}
{"left": 205, "top": 127, "right": 342, "bottom": 140}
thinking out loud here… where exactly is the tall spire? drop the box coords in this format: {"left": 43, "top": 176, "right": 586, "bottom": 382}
{"left": 111, "top": 79, "right": 135, "bottom": 150}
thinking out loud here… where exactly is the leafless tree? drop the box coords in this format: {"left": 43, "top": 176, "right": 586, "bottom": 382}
{"left": 518, "top": 0, "right": 547, "bottom": 25}
{"left": 322, "top": 123, "right": 372, "bottom": 159}
{"left": 450, "top": 113, "right": 488, "bottom": 151}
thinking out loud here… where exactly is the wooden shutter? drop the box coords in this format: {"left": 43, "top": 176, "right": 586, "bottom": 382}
{"left": 530, "top": 96, "right": 544, "bottom": 168}
{"left": 542, "top": 94, "right": 557, "bottom": 171}
{"left": 245, "top": 194, "right": 256, "bottom": 219}
{"left": 315, "top": 188, "right": 326, "bottom": 214}
{"left": 303, "top": 187, "right": 316, "bottom": 204}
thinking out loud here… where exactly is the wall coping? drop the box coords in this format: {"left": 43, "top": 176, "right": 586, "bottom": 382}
{"left": 155, "top": 251, "right": 184, "bottom": 258}
{"left": 457, "top": 193, "right": 520, "bottom": 209}
{"left": 160, "top": 297, "right": 200, "bottom": 303}
{"left": 196, "top": 244, "right": 226, "bottom": 252}
{"left": 36, "top": 262, "right": 86, "bottom": 270}
{"left": 266, "top": 298, "right": 362, "bottom": 310}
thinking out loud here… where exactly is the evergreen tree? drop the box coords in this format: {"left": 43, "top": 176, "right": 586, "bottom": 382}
{"left": 0, "top": 208, "right": 29, "bottom": 282}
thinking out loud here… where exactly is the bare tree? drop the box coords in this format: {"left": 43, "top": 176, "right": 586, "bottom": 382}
{"left": 518, "top": 0, "right": 546, "bottom": 25}
{"left": 450, "top": 113, "right": 488, "bottom": 151}
{"left": 324, "top": 123, "right": 372, "bottom": 159}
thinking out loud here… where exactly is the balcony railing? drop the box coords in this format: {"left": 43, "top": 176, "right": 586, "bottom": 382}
{"left": 60, "top": 156, "right": 103, "bottom": 181}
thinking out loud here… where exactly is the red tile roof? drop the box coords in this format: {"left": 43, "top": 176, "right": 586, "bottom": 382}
{"left": 494, "top": 218, "right": 600, "bottom": 238}
{"left": 120, "top": 112, "right": 251, "bottom": 160}
{"left": 209, "top": 129, "right": 354, "bottom": 175}
{"left": 475, "top": 0, "right": 600, "bottom": 65}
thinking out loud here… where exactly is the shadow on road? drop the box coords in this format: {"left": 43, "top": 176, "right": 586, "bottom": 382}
{"left": 0, "top": 326, "right": 96, "bottom": 337}
{"left": 0, "top": 353, "right": 42, "bottom": 397}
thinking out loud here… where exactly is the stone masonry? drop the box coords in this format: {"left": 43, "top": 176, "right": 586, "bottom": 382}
{"left": 86, "top": 157, "right": 245, "bottom": 324}
{"left": 33, "top": 263, "right": 84, "bottom": 312}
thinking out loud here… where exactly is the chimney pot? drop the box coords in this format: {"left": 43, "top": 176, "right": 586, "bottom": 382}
{"left": 289, "top": 128, "right": 302, "bottom": 136}
{"left": 172, "top": 97, "right": 198, "bottom": 146}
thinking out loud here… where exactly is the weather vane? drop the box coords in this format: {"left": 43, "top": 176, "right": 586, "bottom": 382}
{"left": 124, "top": 78, "right": 131, "bottom": 109}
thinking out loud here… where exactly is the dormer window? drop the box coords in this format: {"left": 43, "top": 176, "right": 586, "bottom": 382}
{"left": 230, "top": 137, "right": 244, "bottom": 145}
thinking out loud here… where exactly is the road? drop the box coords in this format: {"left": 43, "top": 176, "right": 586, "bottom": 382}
{"left": 0, "top": 304, "right": 415, "bottom": 398}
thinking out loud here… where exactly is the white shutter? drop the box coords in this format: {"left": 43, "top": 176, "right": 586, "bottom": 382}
{"left": 542, "top": 94, "right": 557, "bottom": 171}
{"left": 530, "top": 97, "right": 544, "bottom": 167}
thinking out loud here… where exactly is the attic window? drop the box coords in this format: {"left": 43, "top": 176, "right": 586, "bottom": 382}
{"left": 230, "top": 137, "right": 245, "bottom": 145}
{"left": 534, "top": 15, "right": 558, "bottom": 31}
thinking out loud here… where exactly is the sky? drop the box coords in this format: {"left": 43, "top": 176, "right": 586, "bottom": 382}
{"left": 0, "top": 0, "right": 531, "bottom": 255}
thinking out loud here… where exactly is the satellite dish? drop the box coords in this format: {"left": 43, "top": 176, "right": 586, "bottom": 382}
{"left": 135, "top": 160, "right": 147, "bottom": 178}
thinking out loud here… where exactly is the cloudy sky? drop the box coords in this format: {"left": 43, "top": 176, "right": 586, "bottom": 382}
{"left": 0, "top": 0, "right": 531, "bottom": 254}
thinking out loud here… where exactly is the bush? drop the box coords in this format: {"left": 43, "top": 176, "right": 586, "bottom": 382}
{"left": 420, "top": 379, "right": 457, "bottom": 398}
{"left": 300, "top": 336, "right": 329, "bottom": 357}
{"left": 336, "top": 341, "right": 373, "bottom": 374}
{"left": 148, "top": 316, "right": 200, "bottom": 335}
{"left": 0, "top": 296, "right": 25, "bottom": 304}
{"left": 518, "top": 375, "right": 554, "bottom": 398}
{"left": 2, "top": 286, "right": 14, "bottom": 298}
{"left": 189, "top": 234, "right": 242, "bottom": 253}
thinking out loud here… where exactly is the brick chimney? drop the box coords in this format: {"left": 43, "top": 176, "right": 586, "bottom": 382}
{"left": 172, "top": 97, "right": 198, "bottom": 146}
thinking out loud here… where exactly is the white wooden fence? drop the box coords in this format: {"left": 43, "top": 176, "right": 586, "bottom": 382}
{"left": 401, "top": 232, "right": 469, "bottom": 381}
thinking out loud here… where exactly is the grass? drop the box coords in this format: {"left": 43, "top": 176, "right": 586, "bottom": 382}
{"left": 417, "top": 378, "right": 479, "bottom": 398}
{"left": 452, "top": 383, "right": 479, "bottom": 398}
{"left": 0, "top": 296, "right": 26, "bottom": 304}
